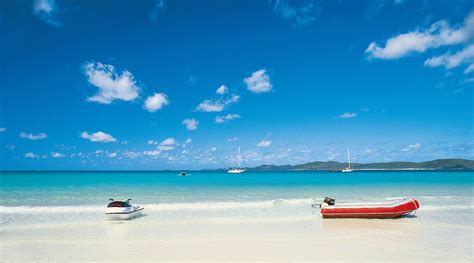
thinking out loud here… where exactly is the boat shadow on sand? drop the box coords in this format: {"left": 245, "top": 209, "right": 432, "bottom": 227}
{"left": 107, "top": 212, "right": 147, "bottom": 223}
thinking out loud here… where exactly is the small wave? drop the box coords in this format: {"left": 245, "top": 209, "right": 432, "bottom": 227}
{"left": 420, "top": 196, "right": 455, "bottom": 200}
{"left": 0, "top": 198, "right": 315, "bottom": 214}
{"left": 0, "top": 205, "right": 104, "bottom": 214}
{"left": 421, "top": 205, "right": 474, "bottom": 211}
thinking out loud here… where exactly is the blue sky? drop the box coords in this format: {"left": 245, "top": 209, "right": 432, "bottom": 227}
{"left": 0, "top": 0, "right": 473, "bottom": 170}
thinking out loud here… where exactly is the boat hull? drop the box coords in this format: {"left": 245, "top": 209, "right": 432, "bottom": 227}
{"left": 106, "top": 206, "right": 144, "bottom": 220}
{"left": 321, "top": 198, "right": 419, "bottom": 219}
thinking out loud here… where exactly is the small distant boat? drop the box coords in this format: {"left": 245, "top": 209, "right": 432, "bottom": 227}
{"left": 228, "top": 147, "right": 246, "bottom": 174}
{"left": 179, "top": 171, "right": 187, "bottom": 176}
{"left": 341, "top": 149, "right": 353, "bottom": 172}
{"left": 105, "top": 198, "right": 143, "bottom": 220}
{"left": 315, "top": 197, "right": 420, "bottom": 219}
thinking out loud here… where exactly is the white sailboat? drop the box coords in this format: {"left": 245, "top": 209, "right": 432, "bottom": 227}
{"left": 341, "top": 149, "right": 353, "bottom": 173}
{"left": 228, "top": 147, "right": 246, "bottom": 174}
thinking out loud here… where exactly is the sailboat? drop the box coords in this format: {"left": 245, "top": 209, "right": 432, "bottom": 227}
{"left": 341, "top": 150, "right": 353, "bottom": 173}
{"left": 228, "top": 147, "right": 246, "bottom": 174}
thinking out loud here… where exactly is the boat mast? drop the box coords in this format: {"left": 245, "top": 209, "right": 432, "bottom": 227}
{"left": 237, "top": 147, "right": 242, "bottom": 168}
{"left": 347, "top": 149, "right": 351, "bottom": 169}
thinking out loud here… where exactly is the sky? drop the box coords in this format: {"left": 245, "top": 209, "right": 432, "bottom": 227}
{"left": 0, "top": 0, "right": 473, "bottom": 170}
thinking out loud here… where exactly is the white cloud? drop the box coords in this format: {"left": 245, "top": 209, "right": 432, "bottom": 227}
{"left": 257, "top": 140, "right": 272, "bottom": 147}
{"left": 244, "top": 69, "right": 272, "bottom": 93}
{"left": 148, "top": 140, "right": 159, "bottom": 145}
{"left": 25, "top": 152, "right": 39, "bottom": 158}
{"left": 196, "top": 94, "right": 239, "bottom": 112}
{"left": 196, "top": 100, "right": 225, "bottom": 112}
{"left": 51, "top": 152, "right": 64, "bottom": 158}
{"left": 80, "top": 131, "right": 116, "bottom": 143}
{"left": 83, "top": 62, "right": 140, "bottom": 104}
{"left": 226, "top": 94, "right": 240, "bottom": 104}
{"left": 366, "top": 13, "right": 473, "bottom": 59}
{"left": 161, "top": 138, "right": 175, "bottom": 145}
{"left": 270, "top": 0, "right": 320, "bottom": 27}
{"left": 144, "top": 93, "right": 169, "bottom": 112}
{"left": 0, "top": 128, "right": 6, "bottom": 132}
{"left": 182, "top": 118, "right": 199, "bottom": 130}
{"left": 216, "top": 85, "right": 228, "bottom": 95}
{"left": 227, "top": 137, "right": 239, "bottom": 142}
{"left": 185, "top": 138, "right": 192, "bottom": 144}
{"left": 338, "top": 112, "right": 357, "bottom": 119}
{"left": 424, "top": 44, "right": 474, "bottom": 70}
{"left": 107, "top": 152, "right": 117, "bottom": 158}
{"left": 143, "top": 150, "right": 161, "bottom": 156}
{"left": 210, "top": 147, "right": 217, "bottom": 152}
{"left": 122, "top": 151, "right": 140, "bottom": 159}
{"left": 6, "top": 145, "right": 15, "bottom": 150}
{"left": 402, "top": 142, "right": 422, "bottom": 152}
{"left": 464, "top": 64, "right": 474, "bottom": 74}
{"left": 157, "top": 137, "right": 176, "bottom": 151}
{"left": 33, "top": 0, "right": 61, "bottom": 27}
{"left": 20, "top": 132, "right": 47, "bottom": 140}
{"left": 215, "top": 113, "right": 241, "bottom": 123}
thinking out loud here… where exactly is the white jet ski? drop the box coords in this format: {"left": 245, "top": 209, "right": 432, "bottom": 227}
{"left": 105, "top": 198, "right": 144, "bottom": 220}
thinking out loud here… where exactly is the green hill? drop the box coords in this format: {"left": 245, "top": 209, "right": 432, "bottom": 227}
{"left": 250, "top": 158, "right": 474, "bottom": 171}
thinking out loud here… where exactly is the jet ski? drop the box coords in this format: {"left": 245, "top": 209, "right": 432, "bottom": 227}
{"left": 105, "top": 198, "right": 144, "bottom": 220}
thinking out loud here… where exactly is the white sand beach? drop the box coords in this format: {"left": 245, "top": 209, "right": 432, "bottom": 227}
{"left": 1, "top": 200, "right": 473, "bottom": 262}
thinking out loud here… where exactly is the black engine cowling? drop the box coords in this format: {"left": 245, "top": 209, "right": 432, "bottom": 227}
{"left": 323, "top": 197, "right": 335, "bottom": 205}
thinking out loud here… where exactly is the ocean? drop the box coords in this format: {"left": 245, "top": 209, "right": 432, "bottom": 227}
{"left": 0, "top": 171, "right": 472, "bottom": 224}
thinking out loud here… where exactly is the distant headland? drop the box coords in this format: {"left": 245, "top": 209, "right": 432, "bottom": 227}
{"left": 248, "top": 158, "right": 474, "bottom": 171}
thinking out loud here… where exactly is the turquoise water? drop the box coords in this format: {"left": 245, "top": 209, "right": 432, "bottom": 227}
{"left": 0, "top": 171, "right": 473, "bottom": 229}
{"left": 0, "top": 171, "right": 472, "bottom": 206}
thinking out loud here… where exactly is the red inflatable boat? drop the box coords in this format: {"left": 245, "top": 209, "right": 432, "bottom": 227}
{"left": 318, "top": 197, "right": 420, "bottom": 219}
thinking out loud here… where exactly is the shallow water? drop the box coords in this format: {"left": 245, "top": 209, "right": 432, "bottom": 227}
{"left": 0, "top": 171, "right": 472, "bottom": 227}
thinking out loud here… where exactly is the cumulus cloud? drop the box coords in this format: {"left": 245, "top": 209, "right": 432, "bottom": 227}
{"left": 270, "top": 0, "right": 320, "bottom": 27}
{"left": 25, "top": 152, "right": 40, "bottom": 158}
{"left": 51, "top": 152, "right": 64, "bottom": 158}
{"left": 196, "top": 100, "right": 225, "bottom": 112}
{"left": 257, "top": 140, "right": 272, "bottom": 147}
{"left": 244, "top": 69, "right": 272, "bottom": 93}
{"left": 107, "top": 152, "right": 118, "bottom": 158}
{"left": 143, "top": 150, "right": 161, "bottom": 156}
{"left": 215, "top": 113, "right": 241, "bottom": 123}
{"left": 20, "top": 132, "right": 47, "bottom": 140}
{"left": 83, "top": 62, "right": 140, "bottom": 104}
{"left": 216, "top": 85, "right": 228, "bottom": 95}
{"left": 0, "top": 128, "right": 6, "bottom": 132}
{"left": 185, "top": 138, "right": 192, "bottom": 144}
{"left": 227, "top": 137, "right": 239, "bottom": 142}
{"left": 80, "top": 131, "right": 116, "bottom": 143}
{"left": 366, "top": 12, "right": 474, "bottom": 60}
{"left": 338, "top": 112, "right": 357, "bottom": 119}
{"left": 183, "top": 118, "right": 199, "bottom": 130}
{"left": 148, "top": 140, "right": 159, "bottom": 145}
{"left": 424, "top": 44, "right": 474, "bottom": 70}
{"left": 158, "top": 138, "right": 176, "bottom": 151}
{"left": 402, "top": 142, "right": 422, "bottom": 152}
{"left": 195, "top": 94, "right": 239, "bottom": 112}
{"left": 33, "top": 0, "right": 61, "bottom": 27}
{"left": 144, "top": 93, "right": 169, "bottom": 112}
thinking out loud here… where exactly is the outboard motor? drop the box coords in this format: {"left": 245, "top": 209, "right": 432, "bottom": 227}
{"left": 323, "top": 197, "right": 335, "bottom": 206}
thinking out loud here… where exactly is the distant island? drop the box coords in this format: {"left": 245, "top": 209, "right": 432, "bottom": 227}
{"left": 248, "top": 158, "right": 474, "bottom": 171}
